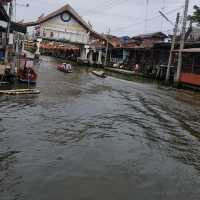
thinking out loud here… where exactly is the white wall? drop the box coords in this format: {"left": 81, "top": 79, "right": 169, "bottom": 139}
{"left": 38, "top": 13, "right": 89, "bottom": 44}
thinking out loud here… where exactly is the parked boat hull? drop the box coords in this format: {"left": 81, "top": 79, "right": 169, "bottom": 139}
{"left": 18, "top": 79, "right": 37, "bottom": 84}
{"left": 92, "top": 71, "right": 106, "bottom": 78}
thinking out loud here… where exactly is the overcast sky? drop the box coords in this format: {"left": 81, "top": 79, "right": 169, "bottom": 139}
{"left": 16, "top": 0, "right": 200, "bottom": 36}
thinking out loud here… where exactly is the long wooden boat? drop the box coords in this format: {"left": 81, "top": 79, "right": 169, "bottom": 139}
{"left": 92, "top": 70, "right": 106, "bottom": 78}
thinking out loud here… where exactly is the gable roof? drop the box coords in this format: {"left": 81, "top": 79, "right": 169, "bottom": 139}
{"left": 23, "top": 4, "right": 111, "bottom": 45}
{"left": 23, "top": 4, "right": 92, "bottom": 32}
{"left": 0, "top": 4, "right": 9, "bottom": 21}
{"left": 132, "top": 32, "right": 168, "bottom": 40}
{"left": 102, "top": 34, "right": 122, "bottom": 48}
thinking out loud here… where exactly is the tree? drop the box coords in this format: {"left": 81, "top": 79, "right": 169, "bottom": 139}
{"left": 191, "top": 5, "right": 200, "bottom": 26}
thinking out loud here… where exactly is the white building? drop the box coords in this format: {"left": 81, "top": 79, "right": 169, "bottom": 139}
{"left": 24, "top": 4, "right": 108, "bottom": 63}
{"left": 25, "top": 4, "right": 92, "bottom": 45}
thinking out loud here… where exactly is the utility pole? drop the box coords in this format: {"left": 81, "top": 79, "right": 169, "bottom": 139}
{"left": 104, "top": 28, "right": 110, "bottom": 67}
{"left": 165, "top": 13, "right": 180, "bottom": 82}
{"left": 145, "top": 0, "right": 149, "bottom": 33}
{"left": 175, "top": 0, "right": 189, "bottom": 83}
{"left": 4, "top": 1, "right": 13, "bottom": 64}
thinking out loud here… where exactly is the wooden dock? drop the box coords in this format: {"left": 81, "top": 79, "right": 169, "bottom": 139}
{"left": 0, "top": 89, "right": 40, "bottom": 95}
{"left": 104, "top": 67, "right": 143, "bottom": 76}
{"left": 0, "top": 82, "right": 9, "bottom": 86}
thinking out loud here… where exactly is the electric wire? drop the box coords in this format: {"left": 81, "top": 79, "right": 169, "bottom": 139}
{"left": 111, "top": 5, "right": 184, "bottom": 34}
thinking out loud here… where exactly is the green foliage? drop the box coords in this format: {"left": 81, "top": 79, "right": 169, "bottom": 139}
{"left": 191, "top": 5, "right": 200, "bottom": 25}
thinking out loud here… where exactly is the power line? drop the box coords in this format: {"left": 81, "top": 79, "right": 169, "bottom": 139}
{"left": 112, "top": 5, "right": 184, "bottom": 33}
{"left": 29, "top": 0, "right": 60, "bottom": 6}
{"left": 83, "top": 0, "right": 118, "bottom": 13}
{"left": 145, "top": 0, "right": 149, "bottom": 33}
{"left": 83, "top": 0, "right": 130, "bottom": 15}
{"left": 83, "top": 10, "right": 140, "bottom": 21}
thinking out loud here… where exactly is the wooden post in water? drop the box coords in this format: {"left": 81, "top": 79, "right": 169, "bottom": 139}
{"left": 175, "top": 0, "right": 190, "bottom": 83}
{"left": 165, "top": 13, "right": 180, "bottom": 82}
{"left": 104, "top": 28, "right": 110, "bottom": 67}
{"left": 4, "top": 2, "right": 13, "bottom": 64}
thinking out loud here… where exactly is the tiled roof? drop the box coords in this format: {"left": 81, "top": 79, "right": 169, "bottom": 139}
{"left": 132, "top": 32, "right": 168, "bottom": 39}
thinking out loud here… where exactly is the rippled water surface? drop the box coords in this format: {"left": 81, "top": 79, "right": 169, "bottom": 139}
{"left": 0, "top": 56, "right": 200, "bottom": 200}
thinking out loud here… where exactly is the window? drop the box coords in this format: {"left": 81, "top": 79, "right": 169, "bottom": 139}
{"left": 0, "top": 32, "right": 2, "bottom": 45}
{"left": 50, "top": 32, "right": 54, "bottom": 38}
{"left": 43, "top": 30, "right": 46, "bottom": 37}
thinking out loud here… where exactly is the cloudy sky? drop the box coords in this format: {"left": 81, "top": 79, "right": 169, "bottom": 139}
{"left": 15, "top": 0, "right": 199, "bottom": 36}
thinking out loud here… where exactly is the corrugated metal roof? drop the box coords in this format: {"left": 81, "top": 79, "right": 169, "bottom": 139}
{"left": 173, "top": 48, "right": 200, "bottom": 53}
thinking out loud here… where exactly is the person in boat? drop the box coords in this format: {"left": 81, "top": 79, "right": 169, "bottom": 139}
{"left": 135, "top": 64, "right": 140, "bottom": 72}
{"left": 23, "top": 61, "right": 34, "bottom": 77}
{"left": 23, "top": 61, "right": 28, "bottom": 75}
{"left": 67, "top": 64, "right": 72, "bottom": 72}
{"left": 64, "top": 63, "right": 68, "bottom": 72}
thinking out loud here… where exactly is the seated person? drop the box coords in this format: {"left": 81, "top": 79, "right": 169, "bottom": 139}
{"left": 67, "top": 64, "right": 72, "bottom": 71}
{"left": 134, "top": 64, "right": 140, "bottom": 72}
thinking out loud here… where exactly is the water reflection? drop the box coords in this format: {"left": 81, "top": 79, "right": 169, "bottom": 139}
{"left": 0, "top": 151, "right": 21, "bottom": 200}
{"left": 0, "top": 56, "right": 200, "bottom": 200}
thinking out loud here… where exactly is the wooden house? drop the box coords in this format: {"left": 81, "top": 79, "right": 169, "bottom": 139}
{"left": 179, "top": 48, "right": 200, "bottom": 86}
{"left": 174, "top": 27, "right": 200, "bottom": 86}
{"left": 0, "top": 3, "right": 26, "bottom": 61}
{"left": 132, "top": 32, "right": 168, "bottom": 47}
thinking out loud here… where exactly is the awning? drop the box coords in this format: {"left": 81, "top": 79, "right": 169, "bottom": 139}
{"left": 11, "top": 22, "right": 27, "bottom": 33}
{"left": 0, "top": 22, "right": 27, "bottom": 33}
{"left": 173, "top": 48, "right": 200, "bottom": 53}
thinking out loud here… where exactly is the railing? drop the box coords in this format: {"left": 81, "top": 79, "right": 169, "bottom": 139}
{"left": 182, "top": 64, "right": 200, "bottom": 74}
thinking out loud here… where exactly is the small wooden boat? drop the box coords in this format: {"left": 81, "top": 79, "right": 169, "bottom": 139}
{"left": 17, "top": 67, "right": 37, "bottom": 84}
{"left": 92, "top": 70, "right": 106, "bottom": 78}
{"left": 57, "top": 63, "right": 72, "bottom": 73}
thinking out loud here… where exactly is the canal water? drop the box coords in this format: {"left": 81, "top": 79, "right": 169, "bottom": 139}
{"left": 0, "top": 56, "right": 200, "bottom": 200}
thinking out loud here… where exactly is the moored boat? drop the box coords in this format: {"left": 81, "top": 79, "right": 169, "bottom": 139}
{"left": 57, "top": 63, "right": 72, "bottom": 73}
{"left": 17, "top": 67, "right": 37, "bottom": 84}
{"left": 92, "top": 70, "right": 106, "bottom": 78}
